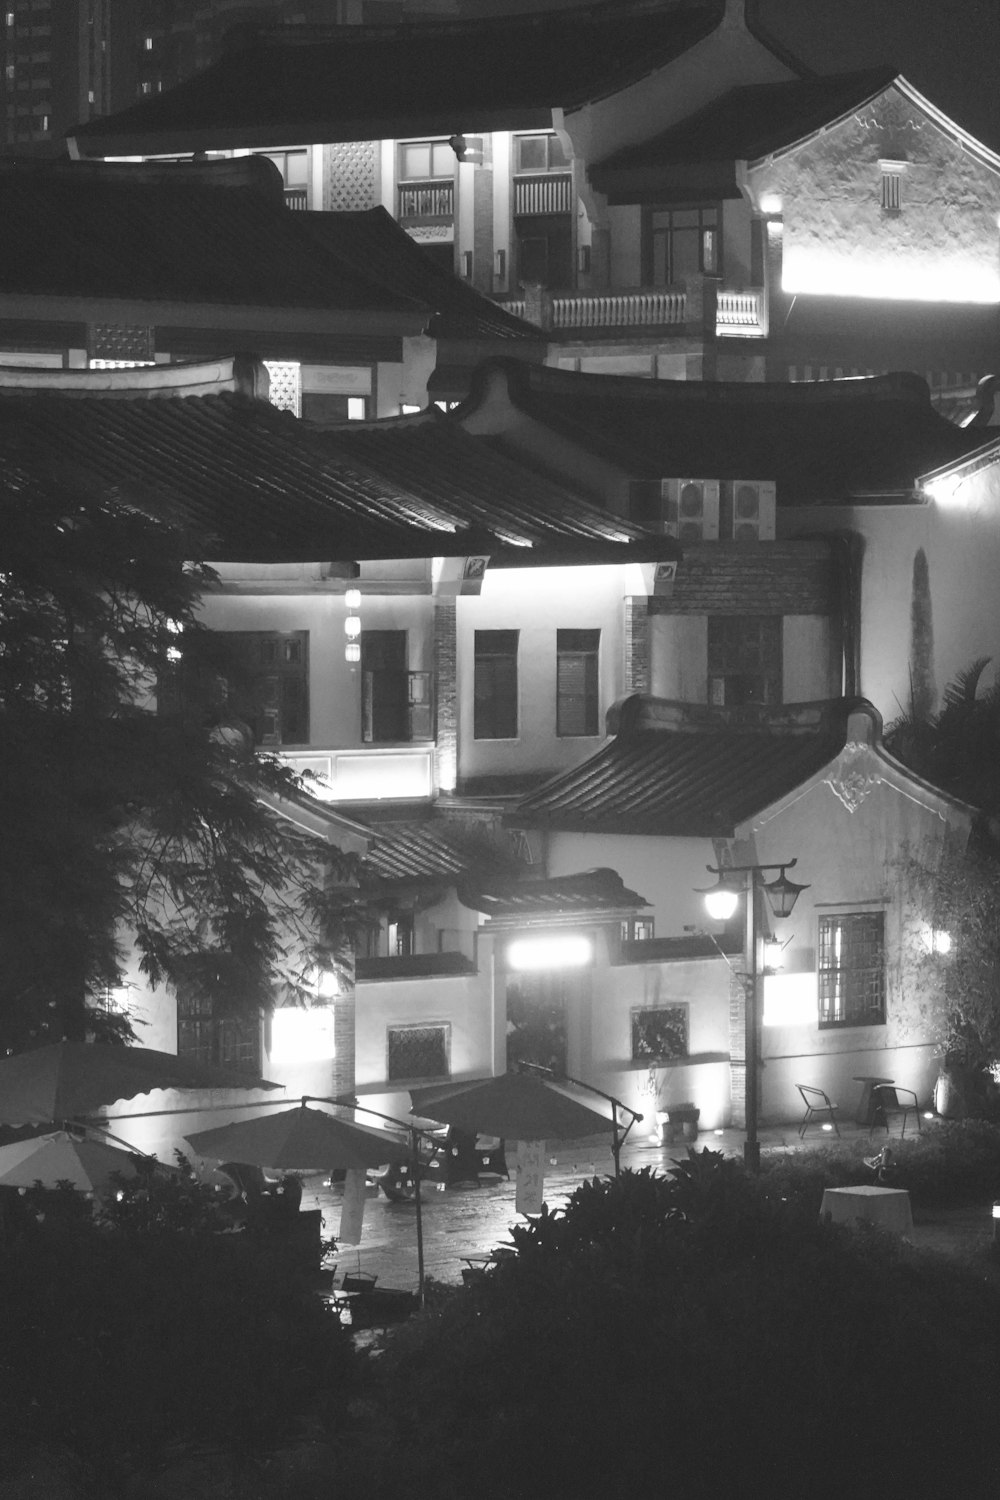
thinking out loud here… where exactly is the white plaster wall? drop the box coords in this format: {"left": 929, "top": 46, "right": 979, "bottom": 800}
{"left": 608, "top": 204, "right": 643, "bottom": 288}
{"left": 783, "top": 462, "right": 1000, "bottom": 720}
{"left": 197, "top": 590, "right": 436, "bottom": 751}
{"left": 455, "top": 564, "right": 626, "bottom": 781}
{"left": 749, "top": 86, "right": 1000, "bottom": 302}
{"left": 783, "top": 616, "right": 839, "bottom": 701}
{"left": 354, "top": 970, "right": 492, "bottom": 1091}
{"left": 750, "top": 760, "right": 961, "bottom": 1121}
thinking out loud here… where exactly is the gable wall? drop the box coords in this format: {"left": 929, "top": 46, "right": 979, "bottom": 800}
{"left": 748, "top": 87, "right": 1000, "bottom": 302}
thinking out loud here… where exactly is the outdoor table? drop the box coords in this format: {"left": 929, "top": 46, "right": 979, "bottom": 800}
{"left": 820, "top": 1185, "right": 913, "bottom": 1236}
{"left": 853, "top": 1075, "right": 895, "bottom": 1126}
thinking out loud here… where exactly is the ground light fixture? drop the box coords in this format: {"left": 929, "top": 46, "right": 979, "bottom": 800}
{"left": 697, "top": 859, "right": 809, "bottom": 1171}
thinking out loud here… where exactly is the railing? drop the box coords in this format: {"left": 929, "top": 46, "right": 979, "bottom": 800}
{"left": 283, "top": 188, "right": 308, "bottom": 211}
{"left": 280, "top": 746, "right": 435, "bottom": 802}
{"left": 398, "top": 180, "right": 455, "bottom": 221}
{"left": 513, "top": 173, "right": 573, "bottom": 216}
{"left": 715, "top": 288, "right": 766, "bottom": 337}
{"left": 498, "top": 284, "right": 765, "bottom": 337}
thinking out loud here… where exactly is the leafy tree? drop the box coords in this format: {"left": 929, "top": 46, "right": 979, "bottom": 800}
{"left": 0, "top": 452, "right": 362, "bottom": 1052}
{"left": 886, "top": 656, "right": 1000, "bottom": 816}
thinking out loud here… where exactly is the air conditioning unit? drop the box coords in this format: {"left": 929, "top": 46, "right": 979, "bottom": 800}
{"left": 660, "top": 478, "right": 720, "bottom": 542}
{"left": 726, "top": 480, "right": 776, "bottom": 542}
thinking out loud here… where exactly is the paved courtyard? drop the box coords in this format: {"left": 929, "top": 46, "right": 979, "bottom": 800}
{"left": 298, "top": 1117, "right": 999, "bottom": 1296}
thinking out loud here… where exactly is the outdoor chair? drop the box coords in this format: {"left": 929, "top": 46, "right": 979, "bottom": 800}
{"left": 869, "top": 1085, "right": 921, "bottom": 1138}
{"left": 796, "top": 1084, "right": 841, "bottom": 1138}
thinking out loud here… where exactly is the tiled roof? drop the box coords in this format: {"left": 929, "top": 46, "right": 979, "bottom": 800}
{"left": 468, "top": 359, "right": 982, "bottom": 502}
{"left": 507, "top": 695, "right": 861, "bottom": 837}
{"left": 0, "top": 362, "right": 677, "bottom": 566}
{"left": 360, "top": 819, "right": 520, "bottom": 889}
{"left": 460, "top": 867, "right": 649, "bottom": 918}
{"left": 298, "top": 209, "right": 540, "bottom": 344}
{"left": 69, "top": 1, "right": 727, "bottom": 155}
{"left": 0, "top": 158, "right": 419, "bottom": 316}
{"left": 314, "top": 412, "right": 667, "bottom": 556}
{"left": 590, "top": 70, "right": 896, "bottom": 196}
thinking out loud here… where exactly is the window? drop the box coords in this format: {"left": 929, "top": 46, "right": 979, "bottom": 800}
{"left": 514, "top": 133, "right": 569, "bottom": 173}
{"left": 210, "top": 631, "right": 309, "bottom": 746}
{"left": 631, "top": 1006, "right": 689, "bottom": 1064}
{"left": 707, "top": 616, "right": 782, "bottom": 707}
{"left": 648, "top": 205, "right": 720, "bottom": 284}
{"left": 474, "top": 630, "right": 518, "bottom": 739}
{"left": 259, "top": 148, "right": 308, "bottom": 208}
{"left": 178, "top": 992, "right": 261, "bottom": 1075}
{"left": 621, "top": 917, "right": 655, "bottom": 943}
{"left": 556, "top": 629, "right": 600, "bottom": 737}
{"left": 818, "top": 912, "right": 886, "bottom": 1028}
{"left": 397, "top": 139, "right": 454, "bottom": 224}
{"left": 879, "top": 160, "right": 906, "bottom": 214}
{"left": 387, "top": 1023, "right": 449, "bottom": 1082}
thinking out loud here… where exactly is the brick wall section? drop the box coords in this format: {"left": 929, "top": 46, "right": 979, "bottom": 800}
{"left": 728, "top": 967, "right": 747, "bottom": 1128}
{"left": 330, "top": 983, "right": 356, "bottom": 1099}
{"left": 434, "top": 600, "right": 458, "bottom": 791}
{"left": 624, "top": 595, "right": 650, "bottom": 693}
{"left": 648, "top": 540, "right": 839, "bottom": 616}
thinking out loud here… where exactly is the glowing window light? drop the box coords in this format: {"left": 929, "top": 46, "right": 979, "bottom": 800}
{"left": 507, "top": 934, "right": 592, "bottom": 970}
{"left": 270, "top": 1006, "right": 335, "bottom": 1064}
{"left": 345, "top": 588, "right": 362, "bottom": 610}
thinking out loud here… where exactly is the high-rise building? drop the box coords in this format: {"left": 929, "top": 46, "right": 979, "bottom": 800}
{"left": 0, "top": 0, "right": 467, "bottom": 155}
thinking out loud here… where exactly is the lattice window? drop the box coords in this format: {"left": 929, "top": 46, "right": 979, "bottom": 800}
{"left": 474, "top": 629, "right": 518, "bottom": 739}
{"left": 631, "top": 1006, "right": 689, "bottom": 1063}
{"left": 708, "top": 616, "right": 782, "bottom": 707}
{"left": 88, "top": 323, "right": 154, "bottom": 362}
{"left": 387, "top": 1023, "right": 449, "bottom": 1082}
{"left": 556, "top": 628, "right": 599, "bottom": 737}
{"left": 818, "top": 912, "right": 886, "bottom": 1028}
{"left": 264, "top": 361, "right": 301, "bottom": 417}
{"left": 177, "top": 991, "right": 261, "bottom": 1075}
{"left": 326, "top": 139, "right": 378, "bottom": 212}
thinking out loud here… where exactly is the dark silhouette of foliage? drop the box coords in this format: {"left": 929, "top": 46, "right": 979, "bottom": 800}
{"left": 0, "top": 454, "right": 364, "bottom": 1050}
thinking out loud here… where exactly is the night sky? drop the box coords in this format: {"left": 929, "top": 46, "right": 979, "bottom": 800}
{"left": 469, "top": 0, "right": 1000, "bottom": 157}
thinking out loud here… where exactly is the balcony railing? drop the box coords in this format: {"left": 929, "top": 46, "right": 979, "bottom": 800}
{"left": 398, "top": 180, "right": 455, "bottom": 222}
{"left": 283, "top": 188, "right": 308, "bottom": 211}
{"left": 281, "top": 745, "right": 435, "bottom": 802}
{"left": 513, "top": 173, "right": 573, "bottom": 216}
{"left": 501, "top": 284, "right": 766, "bottom": 338}
{"left": 715, "top": 288, "right": 767, "bottom": 337}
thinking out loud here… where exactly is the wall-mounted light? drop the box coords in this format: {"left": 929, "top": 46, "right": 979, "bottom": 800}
{"left": 344, "top": 615, "right": 361, "bottom": 639}
{"left": 577, "top": 244, "right": 591, "bottom": 274}
{"left": 494, "top": 248, "right": 506, "bottom": 281}
{"left": 345, "top": 642, "right": 361, "bottom": 663}
{"left": 507, "top": 933, "right": 592, "bottom": 971}
{"left": 345, "top": 587, "right": 362, "bottom": 611}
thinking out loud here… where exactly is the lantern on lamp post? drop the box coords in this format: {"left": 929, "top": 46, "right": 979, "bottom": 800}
{"left": 697, "top": 859, "right": 809, "bottom": 1172}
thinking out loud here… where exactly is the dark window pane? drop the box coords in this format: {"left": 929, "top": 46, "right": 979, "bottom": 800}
{"left": 557, "top": 628, "right": 599, "bottom": 737}
{"left": 631, "top": 1006, "right": 688, "bottom": 1063}
{"left": 707, "top": 617, "right": 781, "bottom": 707}
{"left": 475, "top": 630, "right": 518, "bottom": 739}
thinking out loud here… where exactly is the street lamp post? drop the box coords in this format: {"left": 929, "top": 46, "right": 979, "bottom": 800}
{"left": 698, "top": 860, "right": 808, "bottom": 1173}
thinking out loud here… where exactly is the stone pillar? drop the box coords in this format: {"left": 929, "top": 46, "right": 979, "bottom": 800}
{"left": 434, "top": 599, "right": 458, "bottom": 792}
{"left": 728, "top": 967, "right": 747, "bottom": 1129}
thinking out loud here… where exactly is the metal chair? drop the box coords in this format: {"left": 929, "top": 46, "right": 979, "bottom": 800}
{"left": 870, "top": 1085, "right": 921, "bottom": 1138}
{"left": 796, "top": 1084, "right": 841, "bottom": 1138}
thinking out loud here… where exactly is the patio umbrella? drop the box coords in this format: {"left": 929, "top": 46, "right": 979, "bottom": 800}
{"left": 409, "top": 1070, "right": 616, "bottom": 1142}
{"left": 0, "top": 1042, "right": 279, "bottom": 1125}
{"left": 184, "top": 1103, "right": 410, "bottom": 1172}
{"left": 0, "top": 1129, "right": 160, "bottom": 1195}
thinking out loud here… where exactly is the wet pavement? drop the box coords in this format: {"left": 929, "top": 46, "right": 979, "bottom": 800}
{"left": 296, "top": 1118, "right": 1000, "bottom": 1296}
